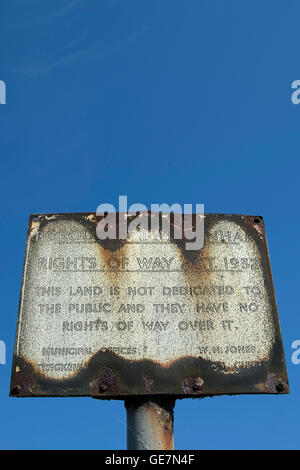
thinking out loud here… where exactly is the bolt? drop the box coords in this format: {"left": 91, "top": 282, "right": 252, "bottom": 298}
{"left": 276, "top": 382, "right": 285, "bottom": 393}
{"left": 99, "top": 384, "right": 107, "bottom": 393}
{"left": 11, "top": 385, "right": 21, "bottom": 396}
{"left": 192, "top": 377, "right": 203, "bottom": 392}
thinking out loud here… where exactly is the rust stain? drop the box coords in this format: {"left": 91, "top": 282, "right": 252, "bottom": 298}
{"left": 243, "top": 215, "right": 266, "bottom": 240}
{"left": 10, "top": 371, "right": 34, "bottom": 396}
{"left": 97, "top": 243, "right": 128, "bottom": 283}
{"left": 147, "top": 400, "right": 174, "bottom": 450}
{"left": 29, "top": 216, "right": 40, "bottom": 237}
{"left": 143, "top": 376, "right": 154, "bottom": 393}
{"left": 11, "top": 348, "right": 289, "bottom": 398}
{"left": 90, "top": 366, "right": 119, "bottom": 397}
{"left": 182, "top": 376, "right": 204, "bottom": 395}
{"left": 265, "top": 372, "right": 289, "bottom": 394}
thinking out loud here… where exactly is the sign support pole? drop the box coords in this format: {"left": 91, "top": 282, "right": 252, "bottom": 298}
{"left": 125, "top": 397, "right": 175, "bottom": 450}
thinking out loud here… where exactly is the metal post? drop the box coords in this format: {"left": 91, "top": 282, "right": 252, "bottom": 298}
{"left": 125, "top": 397, "right": 175, "bottom": 450}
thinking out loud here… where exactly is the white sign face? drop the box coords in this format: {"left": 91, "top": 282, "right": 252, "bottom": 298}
{"left": 10, "top": 213, "right": 288, "bottom": 398}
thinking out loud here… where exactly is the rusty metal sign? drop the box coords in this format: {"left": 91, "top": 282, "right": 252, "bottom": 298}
{"left": 10, "top": 213, "right": 289, "bottom": 398}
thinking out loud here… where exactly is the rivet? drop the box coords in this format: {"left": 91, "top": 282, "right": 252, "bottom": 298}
{"left": 192, "top": 377, "right": 203, "bottom": 392}
{"left": 11, "top": 385, "right": 21, "bottom": 395}
{"left": 276, "top": 383, "right": 285, "bottom": 393}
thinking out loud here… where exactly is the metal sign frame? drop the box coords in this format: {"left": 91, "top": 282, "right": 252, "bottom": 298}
{"left": 10, "top": 213, "right": 289, "bottom": 398}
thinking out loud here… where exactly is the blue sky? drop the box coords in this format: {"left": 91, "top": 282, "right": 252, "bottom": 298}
{"left": 0, "top": 0, "right": 299, "bottom": 449}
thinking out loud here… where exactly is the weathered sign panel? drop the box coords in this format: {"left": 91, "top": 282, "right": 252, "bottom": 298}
{"left": 10, "top": 213, "right": 289, "bottom": 398}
